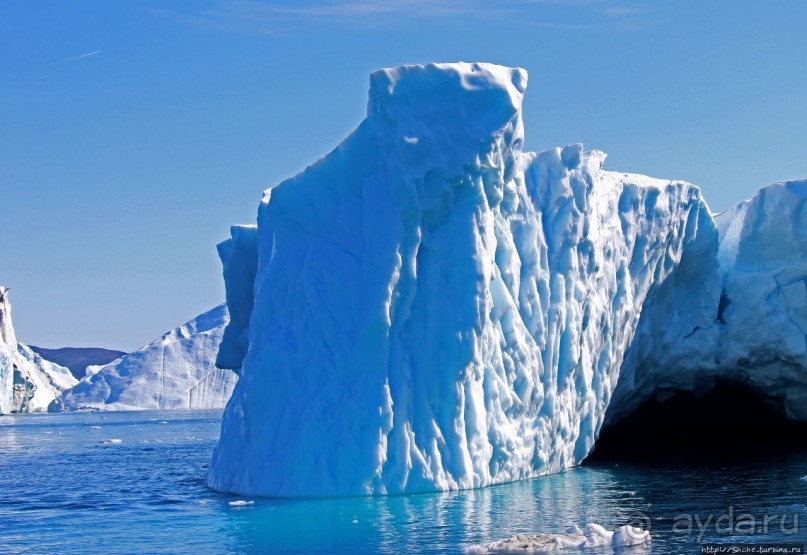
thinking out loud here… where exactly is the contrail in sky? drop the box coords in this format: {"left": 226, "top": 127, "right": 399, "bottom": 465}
{"left": 61, "top": 50, "right": 102, "bottom": 62}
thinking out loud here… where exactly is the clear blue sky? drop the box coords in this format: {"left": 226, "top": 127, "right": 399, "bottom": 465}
{"left": 2, "top": 0, "right": 805, "bottom": 351}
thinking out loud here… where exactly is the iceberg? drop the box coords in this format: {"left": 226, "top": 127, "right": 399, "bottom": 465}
{"left": 207, "top": 62, "right": 724, "bottom": 496}
{"left": 0, "top": 286, "right": 77, "bottom": 413}
{"left": 714, "top": 180, "right": 807, "bottom": 420}
{"left": 207, "top": 62, "right": 807, "bottom": 497}
{"left": 605, "top": 179, "right": 807, "bottom": 426}
{"left": 55, "top": 304, "right": 237, "bottom": 411}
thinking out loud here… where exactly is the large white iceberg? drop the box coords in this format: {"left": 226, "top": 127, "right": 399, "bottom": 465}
{"left": 0, "top": 286, "right": 77, "bottom": 413}
{"left": 208, "top": 62, "right": 727, "bottom": 497}
{"left": 55, "top": 304, "right": 238, "bottom": 411}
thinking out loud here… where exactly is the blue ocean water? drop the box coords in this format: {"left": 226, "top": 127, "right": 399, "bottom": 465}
{"left": 1, "top": 411, "right": 806, "bottom": 554}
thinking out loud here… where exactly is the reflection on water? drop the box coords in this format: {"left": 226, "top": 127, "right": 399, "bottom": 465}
{"left": 216, "top": 468, "right": 651, "bottom": 554}
{"left": 0, "top": 411, "right": 806, "bottom": 554}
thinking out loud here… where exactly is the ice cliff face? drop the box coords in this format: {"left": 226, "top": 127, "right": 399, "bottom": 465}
{"left": 0, "top": 286, "right": 77, "bottom": 413}
{"left": 0, "top": 286, "right": 15, "bottom": 413}
{"left": 605, "top": 179, "right": 807, "bottom": 426}
{"left": 208, "top": 63, "right": 721, "bottom": 497}
{"left": 215, "top": 226, "right": 258, "bottom": 372}
{"left": 55, "top": 304, "right": 237, "bottom": 411}
{"left": 715, "top": 180, "right": 807, "bottom": 419}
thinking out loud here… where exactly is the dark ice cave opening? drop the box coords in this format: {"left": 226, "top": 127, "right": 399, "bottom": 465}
{"left": 585, "top": 381, "right": 807, "bottom": 464}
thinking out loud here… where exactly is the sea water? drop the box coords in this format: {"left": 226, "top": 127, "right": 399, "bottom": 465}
{"left": 1, "top": 411, "right": 806, "bottom": 554}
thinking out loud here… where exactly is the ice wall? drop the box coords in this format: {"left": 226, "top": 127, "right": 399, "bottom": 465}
{"left": 714, "top": 181, "right": 807, "bottom": 418}
{"left": 215, "top": 225, "right": 258, "bottom": 372}
{"left": 208, "top": 63, "right": 720, "bottom": 497}
{"left": 605, "top": 179, "right": 807, "bottom": 426}
{"left": 0, "top": 286, "right": 16, "bottom": 414}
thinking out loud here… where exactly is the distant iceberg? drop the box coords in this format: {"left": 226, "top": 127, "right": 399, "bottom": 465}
{"left": 54, "top": 304, "right": 237, "bottom": 412}
{"left": 0, "top": 286, "right": 77, "bottom": 413}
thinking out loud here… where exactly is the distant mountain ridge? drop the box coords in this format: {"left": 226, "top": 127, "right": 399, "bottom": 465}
{"left": 29, "top": 346, "right": 126, "bottom": 380}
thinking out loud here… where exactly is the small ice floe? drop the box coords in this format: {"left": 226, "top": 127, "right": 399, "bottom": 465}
{"left": 228, "top": 500, "right": 254, "bottom": 507}
{"left": 99, "top": 439, "right": 123, "bottom": 445}
{"left": 160, "top": 421, "right": 168, "bottom": 424}
{"left": 612, "top": 525, "right": 651, "bottom": 547}
{"left": 352, "top": 516, "right": 359, "bottom": 524}
{"left": 90, "top": 426, "right": 102, "bottom": 429}
{"left": 466, "top": 523, "right": 650, "bottom": 553}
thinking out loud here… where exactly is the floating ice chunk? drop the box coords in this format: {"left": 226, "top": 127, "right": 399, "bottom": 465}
{"left": 465, "top": 533, "right": 583, "bottom": 553}
{"left": 582, "top": 523, "right": 613, "bottom": 547}
{"left": 228, "top": 500, "right": 254, "bottom": 507}
{"left": 611, "top": 525, "right": 651, "bottom": 547}
{"left": 100, "top": 438, "right": 122, "bottom": 445}
{"left": 90, "top": 425, "right": 101, "bottom": 429}
{"left": 467, "top": 523, "right": 648, "bottom": 553}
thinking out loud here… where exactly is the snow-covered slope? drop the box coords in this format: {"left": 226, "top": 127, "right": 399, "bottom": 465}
{"left": 0, "top": 286, "right": 77, "bottom": 413}
{"left": 55, "top": 304, "right": 237, "bottom": 411}
{"left": 208, "top": 63, "right": 721, "bottom": 497}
